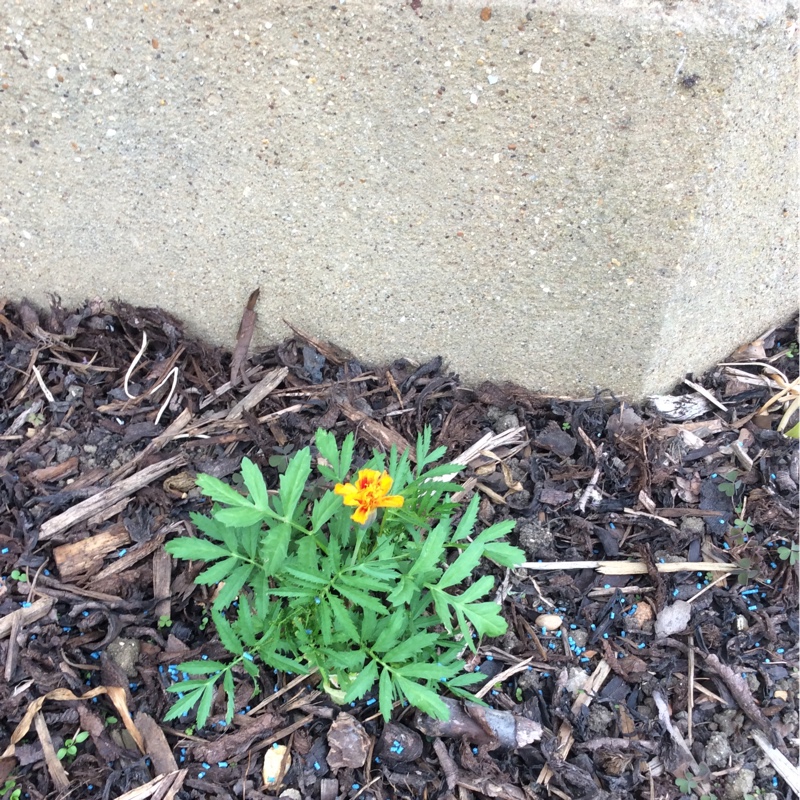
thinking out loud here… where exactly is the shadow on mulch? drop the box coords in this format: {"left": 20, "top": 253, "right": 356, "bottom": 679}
{"left": 0, "top": 297, "right": 797, "bottom": 800}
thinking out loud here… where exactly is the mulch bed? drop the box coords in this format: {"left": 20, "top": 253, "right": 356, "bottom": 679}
{"left": 0, "top": 296, "right": 797, "bottom": 800}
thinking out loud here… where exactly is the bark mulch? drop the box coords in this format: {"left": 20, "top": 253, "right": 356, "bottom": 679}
{"left": 0, "top": 296, "right": 797, "bottom": 800}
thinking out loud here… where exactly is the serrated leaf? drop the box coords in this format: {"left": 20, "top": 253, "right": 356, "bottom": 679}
{"left": 452, "top": 493, "right": 480, "bottom": 541}
{"left": 278, "top": 447, "right": 311, "bottom": 519}
{"left": 384, "top": 632, "right": 441, "bottom": 664}
{"left": 212, "top": 563, "right": 253, "bottom": 610}
{"left": 461, "top": 601, "right": 508, "bottom": 638}
{"left": 223, "top": 669, "right": 235, "bottom": 722}
{"left": 215, "top": 506, "right": 266, "bottom": 528}
{"left": 328, "top": 595, "right": 361, "bottom": 643}
{"left": 196, "top": 473, "right": 250, "bottom": 507}
{"left": 394, "top": 675, "right": 449, "bottom": 720}
{"left": 282, "top": 566, "right": 328, "bottom": 586}
{"left": 237, "top": 595, "right": 257, "bottom": 647}
{"left": 337, "top": 585, "right": 387, "bottom": 616}
{"left": 341, "top": 571, "right": 392, "bottom": 594}
{"left": 263, "top": 523, "right": 291, "bottom": 576}
{"left": 240, "top": 457, "right": 269, "bottom": 509}
{"left": 455, "top": 574, "right": 495, "bottom": 604}
{"left": 430, "top": 587, "right": 453, "bottom": 632}
{"left": 343, "top": 659, "right": 379, "bottom": 703}
{"left": 408, "top": 517, "right": 449, "bottom": 580}
{"left": 260, "top": 648, "right": 308, "bottom": 675}
{"left": 372, "top": 610, "right": 407, "bottom": 653}
{"left": 195, "top": 556, "right": 238, "bottom": 586}
{"left": 317, "top": 598, "right": 332, "bottom": 646}
{"left": 164, "top": 686, "right": 205, "bottom": 721}
{"left": 436, "top": 540, "right": 484, "bottom": 590}
{"left": 379, "top": 666, "right": 394, "bottom": 721}
{"left": 166, "top": 678, "right": 215, "bottom": 693}
{"left": 447, "top": 671, "right": 484, "bottom": 688}
{"left": 212, "top": 609, "right": 244, "bottom": 656}
{"left": 190, "top": 513, "right": 230, "bottom": 542}
{"left": 386, "top": 575, "right": 417, "bottom": 607}
{"left": 396, "top": 662, "right": 461, "bottom": 681}
{"left": 482, "top": 541, "right": 525, "bottom": 568}
{"left": 196, "top": 682, "right": 215, "bottom": 728}
{"left": 165, "top": 537, "right": 232, "bottom": 563}
{"left": 311, "top": 492, "right": 341, "bottom": 533}
{"left": 177, "top": 659, "right": 227, "bottom": 674}
{"left": 241, "top": 657, "right": 260, "bottom": 678}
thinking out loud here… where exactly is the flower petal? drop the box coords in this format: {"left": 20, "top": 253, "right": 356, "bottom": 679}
{"left": 376, "top": 494, "right": 404, "bottom": 509}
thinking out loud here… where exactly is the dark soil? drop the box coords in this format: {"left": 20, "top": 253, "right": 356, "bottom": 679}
{"left": 0, "top": 297, "right": 797, "bottom": 800}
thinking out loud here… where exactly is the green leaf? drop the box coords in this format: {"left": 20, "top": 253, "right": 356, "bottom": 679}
{"left": 241, "top": 458, "right": 270, "bottom": 509}
{"left": 212, "top": 609, "right": 244, "bottom": 656}
{"left": 74, "top": 731, "right": 90, "bottom": 744}
{"left": 212, "top": 564, "right": 253, "bottom": 611}
{"left": 394, "top": 675, "right": 449, "bottom": 719}
{"left": 386, "top": 575, "right": 417, "bottom": 607}
{"left": 317, "top": 598, "right": 332, "bottom": 646}
{"left": 196, "top": 473, "right": 249, "bottom": 507}
{"left": 237, "top": 595, "right": 258, "bottom": 648}
{"left": 164, "top": 537, "right": 232, "bottom": 563}
{"left": 384, "top": 632, "right": 441, "bottom": 664}
{"left": 311, "top": 492, "right": 341, "bottom": 533}
{"left": 164, "top": 686, "right": 205, "bottom": 721}
{"left": 177, "top": 659, "right": 227, "bottom": 674}
{"left": 343, "top": 659, "right": 379, "bottom": 703}
{"left": 195, "top": 557, "right": 239, "bottom": 586}
{"left": 408, "top": 517, "right": 449, "bottom": 580}
{"left": 482, "top": 542, "right": 525, "bottom": 568}
{"left": 283, "top": 566, "right": 328, "bottom": 586}
{"left": 447, "top": 671, "right": 484, "bottom": 688}
{"left": 196, "top": 682, "right": 215, "bottom": 728}
{"left": 263, "top": 523, "right": 292, "bottom": 576}
{"left": 215, "top": 506, "right": 266, "bottom": 528}
{"left": 436, "top": 540, "right": 484, "bottom": 590}
{"left": 223, "top": 669, "right": 235, "bottom": 722}
{"left": 337, "top": 585, "right": 388, "bottom": 616}
{"left": 456, "top": 574, "right": 495, "bottom": 604}
{"left": 452, "top": 493, "right": 480, "bottom": 541}
{"left": 278, "top": 447, "right": 311, "bottom": 519}
{"left": 328, "top": 595, "right": 361, "bottom": 643}
{"left": 259, "top": 648, "right": 308, "bottom": 675}
{"left": 378, "top": 667, "right": 394, "bottom": 720}
{"left": 396, "top": 662, "right": 461, "bottom": 681}
{"left": 461, "top": 601, "right": 508, "bottom": 638}
{"left": 372, "top": 610, "right": 407, "bottom": 653}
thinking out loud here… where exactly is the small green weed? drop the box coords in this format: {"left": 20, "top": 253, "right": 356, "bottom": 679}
{"left": 164, "top": 428, "right": 524, "bottom": 727}
{"left": 9, "top": 569, "right": 27, "bottom": 583}
{"left": 1, "top": 777, "right": 21, "bottom": 800}
{"left": 777, "top": 541, "right": 799, "bottom": 566}
{"left": 717, "top": 470, "right": 741, "bottom": 498}
{"left": 158, "top": 615, "right": 172, "bottom": 629}
{"left": 676, "top": 774, "right": 699, "bottom": 793}
{"left": 57, "top": 729, "right": 89, "bottom": 761}
{"left": 730, "top": 515, "right": 754, "bottom": 547}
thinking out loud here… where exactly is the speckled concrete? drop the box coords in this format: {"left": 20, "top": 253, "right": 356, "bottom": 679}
{"left": 1, "top": 1, "right": 797, "bottom": 396}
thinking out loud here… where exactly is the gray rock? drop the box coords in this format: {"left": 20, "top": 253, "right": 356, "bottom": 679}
{"left": 106, "top": 638, "right": 140, "bottom": 678}
{"left": 704, "top": 732, "right": 732, "bottom": 768}
{"left": 517, "top": 520, "right": 554, "bottom": 560}
{"left": 724, "top": 767, "right": 755, "bottom": 800}
{"left": 587, "top": 704, "right": 615, "bottom": 736}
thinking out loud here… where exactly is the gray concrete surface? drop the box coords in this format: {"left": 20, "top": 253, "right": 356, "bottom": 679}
{"left": 1, "top": 1, "right": 797, "bottom": 397}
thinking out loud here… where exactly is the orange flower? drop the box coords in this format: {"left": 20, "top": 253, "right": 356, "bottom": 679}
{"left": 334, "top": 469, "right": 404, "bottom": 525}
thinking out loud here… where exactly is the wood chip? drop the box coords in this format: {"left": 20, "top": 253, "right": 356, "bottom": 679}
{"left": 39, "top": 454, "right": 186, "bottom": 540}
{"left": 53, "top": 526, "right": 131, "bottom": 582}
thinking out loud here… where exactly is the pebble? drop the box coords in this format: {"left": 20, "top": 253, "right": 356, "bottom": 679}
{"left": 535, "top": 613, "right": 562, "bottom": 631}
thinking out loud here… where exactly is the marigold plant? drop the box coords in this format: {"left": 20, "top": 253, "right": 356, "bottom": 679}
{"left": 163, "top": 427, "right": 523, "bottom": 726}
